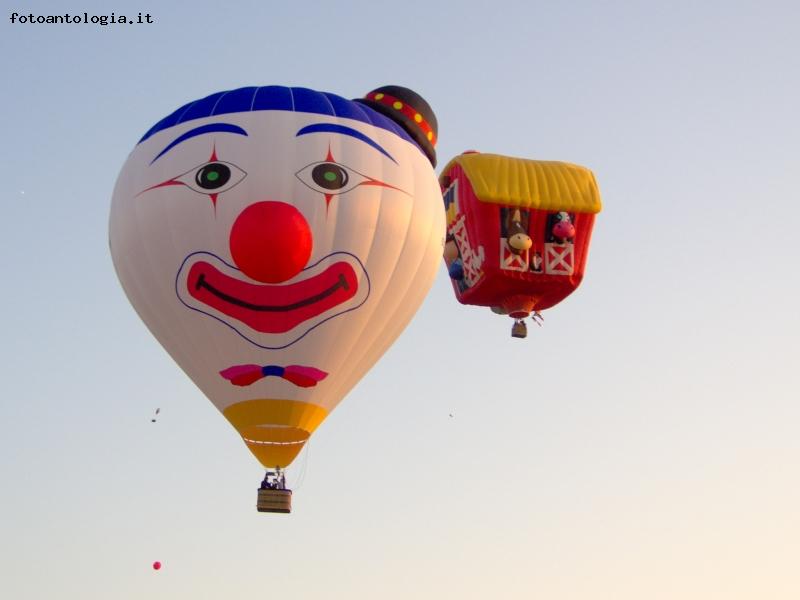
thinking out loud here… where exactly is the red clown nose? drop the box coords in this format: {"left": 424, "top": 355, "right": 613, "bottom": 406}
{"left": 229, "top": 201, "right": 313, "bottom": 283}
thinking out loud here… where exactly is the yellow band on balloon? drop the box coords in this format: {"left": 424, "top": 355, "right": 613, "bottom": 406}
{"left": 223, "top": 399, "right": 328, "bottom": 468}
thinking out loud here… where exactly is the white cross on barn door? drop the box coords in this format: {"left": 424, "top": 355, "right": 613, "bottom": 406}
{"left": 544, "top": 243, "right": 574, "bottom": 275}
{"left": 500, "top": 239, "right": 529, "bottom": 271}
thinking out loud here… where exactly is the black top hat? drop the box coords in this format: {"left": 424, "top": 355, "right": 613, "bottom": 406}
{"left": 355, "top": 85, "right": 438, "bottom": 167}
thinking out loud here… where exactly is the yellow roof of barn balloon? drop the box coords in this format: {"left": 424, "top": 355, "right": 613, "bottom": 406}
{"left": 440, "top": 153, "right": 602, "bottom": 214}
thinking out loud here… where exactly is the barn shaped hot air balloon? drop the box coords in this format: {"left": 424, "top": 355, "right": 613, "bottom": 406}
{"left": 440, "top": 152, "right": 602, "bottom": 338}
{"left": 110, "top": 85, "right": 443, "bottom": 513}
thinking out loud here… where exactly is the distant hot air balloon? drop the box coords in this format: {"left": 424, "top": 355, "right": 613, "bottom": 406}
{"left": 152, "top": 561, "right": 162, "bottom": 571}
{"left": 110, "top": 85, "right": 444, "bottom": 512}
{"left": 440, "top": 152, "right": 602, "bottom": 338}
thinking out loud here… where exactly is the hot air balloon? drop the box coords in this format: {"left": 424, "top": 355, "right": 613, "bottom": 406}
{"left": 440, "top": 152, "right": 601, "bottom": 338}
{"left": 109, "top": 85, "right": 443, "bottom": 512}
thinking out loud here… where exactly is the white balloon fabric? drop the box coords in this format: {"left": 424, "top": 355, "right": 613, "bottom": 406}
{"left": 110, "top": 86, "right": 444, "bottom": 467}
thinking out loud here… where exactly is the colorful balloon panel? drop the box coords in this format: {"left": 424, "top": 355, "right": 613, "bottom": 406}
{"left": 110, "top": 86, "right": 444, "bottom": 467}
{"left": 440, "top": 152, "right": 602, "bottom": 317}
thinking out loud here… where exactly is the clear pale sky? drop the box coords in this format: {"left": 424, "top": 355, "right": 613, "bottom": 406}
{"left": 2, "top": 1, "right": 799, "bottom": 598}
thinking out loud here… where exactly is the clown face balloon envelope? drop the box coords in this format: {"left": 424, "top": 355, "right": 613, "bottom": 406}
{"left": 110, "top": 85, "right": 443, "bottom": 468}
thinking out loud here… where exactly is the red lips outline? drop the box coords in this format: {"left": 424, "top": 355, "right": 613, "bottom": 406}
{"left": 187, "top": 260, "right": 359, "bottom": 334}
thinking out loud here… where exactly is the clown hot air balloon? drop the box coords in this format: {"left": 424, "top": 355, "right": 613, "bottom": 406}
{"left": 110, "top": 85, "right": 443, "bottom": 513}
{"left": 440, "top": 152, "right": 601, "bottom": 338}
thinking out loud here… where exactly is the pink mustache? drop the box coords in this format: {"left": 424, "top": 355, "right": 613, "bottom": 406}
{"left": 220, "top": 364, "right": 328, "bottom": 388}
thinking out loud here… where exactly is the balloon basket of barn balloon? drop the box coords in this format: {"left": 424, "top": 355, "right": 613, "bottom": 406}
{"left": 511, "top": 319, "right": 528, "bottom": 338}
{"left": 257, "top": 488, "right": 292, "bottom": 513}
{"left": 504, "top": 295, "right": 535, "bottom": 339}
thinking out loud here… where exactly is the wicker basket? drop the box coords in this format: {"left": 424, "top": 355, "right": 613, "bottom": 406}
{"left": 257, "top": 488, "right": 292, "bottom": 513}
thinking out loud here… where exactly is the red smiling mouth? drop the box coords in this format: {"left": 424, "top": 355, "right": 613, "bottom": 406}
{"left": 187, "top": 260, "right": 359, "bottom": 334}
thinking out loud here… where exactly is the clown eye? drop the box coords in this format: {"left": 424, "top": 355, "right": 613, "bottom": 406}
{"left": 296, "top": 161, "right": 369, "bottom": 195}
{"left": 177, "top": 161, "right": 246, "bottom": 194}
{"left": 196, "top": 163, "right": 231, "bottom": 189}
{"left": 312, "top": 163, "right": 349, "bottom": 190}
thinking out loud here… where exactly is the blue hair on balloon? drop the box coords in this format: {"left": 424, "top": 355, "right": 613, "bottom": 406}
{"left": 138, "top": 86, "right": 415, "bottom": 149}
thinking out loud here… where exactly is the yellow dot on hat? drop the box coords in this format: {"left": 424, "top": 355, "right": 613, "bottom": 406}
{"left": 427, "top": 131, "right": 434, "bottom": 141}
{"left": 375, "top": 93, "right": 384, "bottom": 100}
{"left": 414, "top": 113, "right": 423, "bottom": 123}
{"left": 393, "top": 101, "right": 403, "bottom": 110}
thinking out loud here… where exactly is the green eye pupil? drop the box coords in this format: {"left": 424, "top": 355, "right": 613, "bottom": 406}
{"left": 311, "top": 163, "right": 349, "bottom": 191}
{"left": 196, "top": 162, "right": 231, "bottom": 190}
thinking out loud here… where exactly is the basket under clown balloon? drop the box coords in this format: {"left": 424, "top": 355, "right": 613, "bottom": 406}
{"left": 109, "top": 86, "right": 443, "bottom": 511}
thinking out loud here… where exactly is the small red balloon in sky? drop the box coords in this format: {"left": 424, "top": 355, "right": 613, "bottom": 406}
{"left": 152, "top": 561, "right": 162, "bottom": 571}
